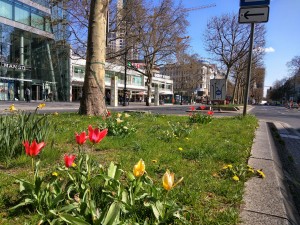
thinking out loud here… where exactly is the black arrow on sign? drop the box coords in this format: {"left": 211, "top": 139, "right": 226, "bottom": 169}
{"left": 244, "top": 11, "right": 264, "bottom": 19}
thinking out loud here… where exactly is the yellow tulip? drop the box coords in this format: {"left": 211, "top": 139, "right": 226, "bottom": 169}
{"left": 37, "top": 103, "right": 46, "bottom": 109}
{"left": 124, "top": 113, "right": 130, "bottom": 118}
{"left": 133, "top": 159, "right": 145, "bottom": 177}
{"left": 116, "top": 118, "right": 123, "bottom": 123}
{"left": 162, "top": 169, "right": 183, "bottom": 191}
{"left": 117, "top": 113, "right": 122, "bottom": 118}
{"left": 9, "top": 104, "right": 17, "bottom": 112}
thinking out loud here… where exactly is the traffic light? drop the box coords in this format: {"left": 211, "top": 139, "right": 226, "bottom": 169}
{"left": 127, "top": 61, "right": 132, "bottom": 67}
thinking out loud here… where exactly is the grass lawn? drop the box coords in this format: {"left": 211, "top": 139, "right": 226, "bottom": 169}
{"left": 0, "top": 111, "right": 258, "bottom": 224}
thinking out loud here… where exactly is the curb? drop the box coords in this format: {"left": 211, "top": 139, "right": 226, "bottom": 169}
{"left": 240, "top": 120, "right": 300, "bottom": 225}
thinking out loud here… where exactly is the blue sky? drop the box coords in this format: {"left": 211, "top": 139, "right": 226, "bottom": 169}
{"left": 178, "top": 0, "right": 300, "bottom": 93}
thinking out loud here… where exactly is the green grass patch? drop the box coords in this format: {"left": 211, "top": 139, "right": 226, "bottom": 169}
{"left": 0, "top": 112, "right": 258, "bottom": 224}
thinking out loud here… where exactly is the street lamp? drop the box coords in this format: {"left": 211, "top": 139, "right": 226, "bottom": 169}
{"left": 123, "top": 49, "right": 128, "bottom": 106}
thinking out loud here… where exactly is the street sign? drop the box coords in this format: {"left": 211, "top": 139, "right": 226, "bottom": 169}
{"left": 239, "top": 7, "right": 269, "bottom": 23}
{"left": 240, "top": 0, "right": 270, "bottom": 7}
{"left": 210, "top": 79, "right": 226, "bottom": 100}
{"left": 216, "top": 90, "right": 222, "bottom": 96}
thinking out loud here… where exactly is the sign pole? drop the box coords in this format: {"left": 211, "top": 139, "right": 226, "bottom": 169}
{"left": 243, "top": 22, "right": 255, "bottom": 116}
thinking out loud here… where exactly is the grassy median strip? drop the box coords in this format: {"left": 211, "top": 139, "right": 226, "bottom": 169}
{"left": 0, "top": 112, "right": 258, "bottom": 224}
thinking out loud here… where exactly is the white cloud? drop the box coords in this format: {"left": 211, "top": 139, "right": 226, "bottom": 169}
{"left": 264, "top": 47, "right": 275, "bottom": 53}
{"left": 254, "top": 47, "right": 275, "bottom": 53}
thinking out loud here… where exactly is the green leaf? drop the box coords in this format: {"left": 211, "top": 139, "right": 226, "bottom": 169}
{"left": 50, "top": 193, "right": 65, "bottom": 208}
{"left": 9, "top": 198, "right": 34, "bottom": 210}
{"left": 107, "top": 162, "right": 121, "bottom": 179}
{"left": 126, "top": 172, "right": 135, "bottom": 181}
{"left": 121, "top": 190, "right": 128, "bottom": 204}
{"left": 143, "top": 218, "right": 149, "bottom": 225}
{"left": 151, "top": 204, "right": 160, "bottom": 220}
{"left": 59, "top": 204, "right": 78, "bottom": 213}
{"left": 59, "top": 213, "right": 91, "bottom": 225}
{"left": 102, "top": 202, "right": 120, "bottom": 225}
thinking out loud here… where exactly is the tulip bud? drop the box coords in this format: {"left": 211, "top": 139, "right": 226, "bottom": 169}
{"left": 133, "top": 159, "right": 145, "bottom": 177}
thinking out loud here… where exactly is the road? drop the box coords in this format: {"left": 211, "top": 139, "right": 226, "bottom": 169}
{"left": 251, "top": 104, "right": 300, "bottom": 213}
{"left": 0, "top": 101, "right": 241, "bottom": 117}
{"left": 250, "top": 105, "right": 300, "bottom": 133}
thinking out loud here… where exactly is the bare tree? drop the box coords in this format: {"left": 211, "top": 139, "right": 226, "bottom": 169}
{"left": 204, "top": 14, "right": 266, "bottom": 82}
{"left": 231, "top": 44, "right": 265, "bottom": 104}
{"left": 123, "top": 0, "right": 189, "bottom": 106}
{"left": 250, "top": 67, "right": 265, "bottom": 103}
{"left": 57, "top": 0, "right": 187, "bottom": 112}
{"left": 287, "top": 56, "right": 300, "bottom": 74}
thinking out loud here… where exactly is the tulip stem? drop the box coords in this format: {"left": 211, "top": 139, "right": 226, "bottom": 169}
{"left": 32, "top": 157, "right": 34, "bottom": 173}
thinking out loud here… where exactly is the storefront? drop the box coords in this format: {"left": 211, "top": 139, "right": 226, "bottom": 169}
{"left": 0, "top": 0, "right": 70, "bottom": 101}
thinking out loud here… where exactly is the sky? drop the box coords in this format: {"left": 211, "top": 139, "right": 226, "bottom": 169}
{"left": 177, "top": 0, "right": 300, "bottom": 95}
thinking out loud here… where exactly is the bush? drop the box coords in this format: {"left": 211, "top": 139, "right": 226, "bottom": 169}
{"left": 99, "top": 112, "right": 136, "bottom": 137}
{"left": 0, "top": 104, "right": 50, "bottom": 167}
{"left": 188, "top": 111, "right": 213, "bottom": 124}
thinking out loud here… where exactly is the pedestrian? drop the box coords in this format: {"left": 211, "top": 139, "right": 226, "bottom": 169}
{"left": 48, "top": 92, "right": 53, "bottom": 102}
{"left": 25, "top": 87, "right": 30, "bottom": 102}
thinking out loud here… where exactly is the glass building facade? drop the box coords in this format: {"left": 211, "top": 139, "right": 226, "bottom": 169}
{"left": 0, "top": 0, "right": 70, "bottom": 101}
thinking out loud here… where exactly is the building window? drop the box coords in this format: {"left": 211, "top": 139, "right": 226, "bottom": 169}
{"left": 132, "top": 76, "right": 142, "bottom": 86}
{"left": 0, "top": 0, "right": 13, "bottom": 19}
{"left": 45, "top": 17, "right": 51, "bottom": 32}
{"left": 31, "top": 12, "right": 44, "bottom": 30}
{"left": 15, "top": 5, "right": 30, "bottom": 25}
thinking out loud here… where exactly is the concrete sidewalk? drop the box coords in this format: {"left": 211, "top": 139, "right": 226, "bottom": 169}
{"left": 240, "top": 120, "right": 300, "bottom": 225}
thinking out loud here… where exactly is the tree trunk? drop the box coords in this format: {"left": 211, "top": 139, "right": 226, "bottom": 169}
{"left": 232, "top": 75, "right": 239, "bottom": 104}
{"left": 145, "top": 75, "right": 152, "bottom": 106}
{"left": 236, "top": 79, "right": 240, "bottom": 104}
{"left": 79, "top": 0, "right": 108, "bottom": 116}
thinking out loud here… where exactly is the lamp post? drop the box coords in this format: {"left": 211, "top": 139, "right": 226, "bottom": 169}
{"left": 123, "top": 49, "right": 128, "bottom": 106}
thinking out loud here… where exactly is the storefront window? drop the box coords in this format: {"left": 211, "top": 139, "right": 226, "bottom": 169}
{"left": 0, "top": 0, "right": 13, "bottom": 19}
{"left": 15, "top": 5, "right": 30, "bottom": 25}
{"left": 132, "top": 76, "right": 142, "bottom": 86}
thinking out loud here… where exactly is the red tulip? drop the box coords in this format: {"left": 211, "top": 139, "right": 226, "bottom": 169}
{"left": 200, "top": 105, "right": 206, "bottom": 110}
{"left": 75, "top": 131, "right": 88, "bottom": 145}
{"left": 64, "top": 154, "right": 76, "bottom": 168}
{"left": 190, "top": 106, "right": 195, "bottom": 111}
{"left": 107, "top": 110, "right": 111, "bottom": 117}
{"left": 23, "top": 140, "right": 45, "bottom": 157}
{"left": 88, "top": 125, "right": 108, "bottom": 144}
{"left": 207, "top": 110, "right": 214, "bottom": 115}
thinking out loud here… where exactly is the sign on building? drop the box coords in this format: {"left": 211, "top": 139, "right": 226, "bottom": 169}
{"left": 210, "top": 79, "right": 226, "bottom": 100}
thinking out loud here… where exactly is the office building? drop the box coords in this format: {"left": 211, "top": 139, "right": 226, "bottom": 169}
{"left": 71, "top": 57, "right": 173, "bottom": 103}
{"left": 0, "top": 0, "right": 70, "bottom": 101}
